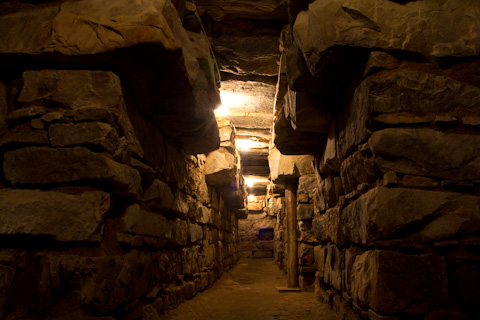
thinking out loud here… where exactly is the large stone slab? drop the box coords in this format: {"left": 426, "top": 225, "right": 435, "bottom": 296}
{"left": 369, "top": 128, "right": 480, "bottom": 180}
{"left": 283, "top": 88, "right": 333, "bottom": 133}
{"left": 343, "top": 187, "right": 480, "bottom": 245}
{"left": 197, "top": 0, "right": 288, "bottom": 21}
{"left": 268, "top": 147, "right": 314, "bottom": 183}
{"left": 122, "top": 204, "right": 174, "bottom": 239}
{"left": 294, "top": 0, "right": 480, "bottom": 84}
{"left": 49, "top": 122, "right": 119, "bottom": 153}
{"left": 204, "top": 147, "right": 237, "bottom": 186}
{"left": 350, "top": 250, "right": 448, "bottom": 313}
{"left": 0, "top": 0, "right": 220, "bottom": 154}
{"left": 339, "top": 68, "right": 480, "bottom": 157}
{"left": 0, "top": 189, "right": 110, "bottom": 241}
{"left": 4, "top": 147, "right": 141, "bottom": 196}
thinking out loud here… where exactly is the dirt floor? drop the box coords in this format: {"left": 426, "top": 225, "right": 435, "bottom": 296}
{"left": 161, "top": 258, "right": 338, "bottom": 320}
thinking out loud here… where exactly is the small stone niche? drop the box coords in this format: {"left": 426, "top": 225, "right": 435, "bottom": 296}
{"left": 259, "top": 228, "right": 274, "bottom": 240}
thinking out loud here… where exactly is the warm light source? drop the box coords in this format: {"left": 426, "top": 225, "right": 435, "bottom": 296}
{"left": 244, "top": 177, "right": 268, "bottom": 188}
{"left": 247, "top": 194, "right": 256, "bottom": 202}
{"left": 236, "top": 139, "right": 258, "bottom": 151}
{"left": 214, "top": 105, "right": 229, "bottom": 117}
{"left": 220, "top": 91, "right": 248, "bottom": 108}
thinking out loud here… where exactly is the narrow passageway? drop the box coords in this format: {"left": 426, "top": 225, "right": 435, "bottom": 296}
{"left": 161, "top": 258, "right": 337, "bottom": 320}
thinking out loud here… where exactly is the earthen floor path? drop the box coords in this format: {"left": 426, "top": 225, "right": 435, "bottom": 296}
{"left": 161, "top": 258, "right": 338, "bottom": 320}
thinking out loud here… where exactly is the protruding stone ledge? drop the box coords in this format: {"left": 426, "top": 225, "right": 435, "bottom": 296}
{"left": 268, "top": 147, "right": 314, "bottom": 185}
{"left": 0, "top": 189, "right": 110, "bottom": 242}
{"left": 0, "top": 0, "right": 220, "bottom": 154}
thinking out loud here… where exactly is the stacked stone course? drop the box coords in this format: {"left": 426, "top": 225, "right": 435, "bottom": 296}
{"left": 0, "top": 0, "right": 243, "bottom": 318}
{"left": 269, "top": 1, "right": 480, "bottom": 319}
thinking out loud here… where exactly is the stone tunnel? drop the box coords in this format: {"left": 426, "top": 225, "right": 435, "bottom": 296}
{"left": 0, "top": 0, "right": 479, "bottom": 319}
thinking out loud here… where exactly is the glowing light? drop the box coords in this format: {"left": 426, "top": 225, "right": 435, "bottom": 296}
{"left": 236, "top": 139, "right": 259, "bottom": 151}
{"left": 244, "top": 177, "right": 268, "bottom": 188}
{"left": 214, "top": 105, "right": 229, "bottom": 117}
{"left": 220, "top": 91, "right": 248, "bottom": 108}
{"left": 248, "top": 194, "right": 256, "bottom": 202}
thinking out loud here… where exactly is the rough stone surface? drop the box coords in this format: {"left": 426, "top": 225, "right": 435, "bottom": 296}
{"left": 0, "top": 189, "right": 110, "bottom": 241}
{"left": 350, "top": 250, "right": 448, "bottom": 314}
{"left": 204, "top": 147, "right": 237, "bottom": 186}
{"left": 49, "top": 122, "right": 119, "bottom": 153}
{"left": 0, "top": 0, "right": 220, "bottom": 154}
{"left": 143, "top": 179, "right": 175, "bottom": 212}
{"left": 4, "top": 147, "right": 142, "bottom": 196}
{"left": 313, "top": 208, "right": 345, "bottom": 246}
{"left": 369, "top": 128, "right": 480, "bottom": 180}
{"left": 343, "top": 187, "right": 480, "bottom": 245}
{"left": 294, "top": 0, "right": 480, "bottom": 78}
{"left": 18, "top": 70, "right": 125, "bottom": 110}
{"left": 122, "top": 204, "right": 174, "bottom": 240}
{"left": 340, "top": 69, "right": 480, "bottom": 156}
{"left": 268, "top": 147, "right": 314, "bottom": 183}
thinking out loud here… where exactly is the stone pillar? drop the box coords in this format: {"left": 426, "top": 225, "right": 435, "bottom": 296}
{"left": 286, "top": 182, "right": 299, "bottom": 288}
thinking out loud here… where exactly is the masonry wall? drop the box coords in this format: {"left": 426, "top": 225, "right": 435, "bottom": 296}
{"left": 270, "top": 1, "right": 480, "bottom": 319}
{"left": 0, "top": 70, "right": 239, "bottom": 319}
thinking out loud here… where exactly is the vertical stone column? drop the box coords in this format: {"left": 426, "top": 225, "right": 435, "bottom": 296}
{"left": 286, "top": 182, "right": 299, "bottom": 288}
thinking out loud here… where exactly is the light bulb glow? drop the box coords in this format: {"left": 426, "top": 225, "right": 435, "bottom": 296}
{"left": 236, "top": 139, "right": 259, "bottom": 151}
{"left": 247, "top": 195, "right": 256, "bottom": 202}
{"left": 244, "top": 177, "right": 268, "bottom": 188}
{"left": 214, "top": 105, "right": 229, "bottom": 117}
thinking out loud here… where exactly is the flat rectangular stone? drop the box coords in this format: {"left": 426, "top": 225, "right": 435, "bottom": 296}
{"left": 4, "top": 146, "right": 141, "bottom": 196}
{"left": 350, "top": 250, "right": 448, "bottom": 314}
{"left": 0, "top": 189, "right": 110, "bottom": 242}
{"left": 342, "top": 187, "right": 480, "bottom": 245}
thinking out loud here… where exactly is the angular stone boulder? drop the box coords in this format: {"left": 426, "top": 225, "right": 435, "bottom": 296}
{"left": 0, "top": 189, "right": 110, "bottom": 242}
{"left": 0, "top": 0, "right": 220, "bottom": 154}
{"left": 122, "top": 204, "right": 174, "bottom": 239}
{"left": 4, "top": 146, "right": 142, "bottom": 196}
{"left": 294, "top": 0, "right": 480, "bottom": 84}
{"left": 350, "top": 250, "right": 448, "bottom": 313}
{"left": 268, "top": 147, "right": 314, "bottom": 184}
{"left": 204, "top": 147, "right": 237, "bottom": 186}
{"left": 340, "top": 68, "right": 480, "bottom": 157}
{"left": 343, "top": 187, "right": 480, "bottom": 245}
{"left": 369, "top": 128, "right": 480, "bottom": 180}
{"left": 49, "top": 122, "right": 119, "bottom": 153}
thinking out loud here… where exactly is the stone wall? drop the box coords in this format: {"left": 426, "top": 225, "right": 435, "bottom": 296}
{"left": 0, "top": 69, "right": 240, "bottom": 319}
{"left": 0, "top": 1, "right": 242, "bottom": 319}
{"left": 271, "top": 1, "right": 480, "bottom": 319}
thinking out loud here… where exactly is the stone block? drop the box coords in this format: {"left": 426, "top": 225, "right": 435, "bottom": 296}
{"left": 370, "top": 128, "right": 480, "bottom": 180}
{"left": 143, "top": 179, "right": 175, "bottom": 212}
{"left": 343, "top": 187, "right": 480, "bottom": 245}
{"left": 294, "top": 0, "right": 480, "bottom": 77}
{"left": 340, "top": 69, "right": 480, "bottom": 157}
{"left": 49, "top": 122, "right": 119, "bottom": 153}
{"left": 0, "top": 130, "right": 49, "bottom": 147}
{"left": 172, "top": 219, "right": 189, "bottom": 247}
{"left": 340, "top": 151, "right": 375, "bottom": 194}
{"left": 122, "top": 204, "right": 174, "bottom": 239}
{"left": 268, "top": 147, "right": 314, "bottom": 183}
{"left": 350, "top": 250, "right": 448, "bottom": 314}
{"left": 0, "top": 189, "right": 110, "bottom": 242}
{"left": 324, "top": 244, "right": 344, "bottom": 291}
{"left": 0, "top": 0, "right": 220, "bottom": 154}
{"left": 204, "top": 147, "right": 237, "bottom": 186}
{"left": 283, "top": 88, "right": 332, "bottom": 133}
{"left": 297, "top": 204, "right": 314, "bottom": 220}
{"left": 314, "top": 245, "right": 327, "bottom": 277}
{"left": 299, "top": 243, "right": 315, "bottom": 266}
{"left": 4, "top": 146, "right": 141, "bottom": 196}
{"left": 189, "top": 223, "right": 204, "bottom": 243}
{"left": 297, "top": 174, "right": 316, "bottom": 199}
